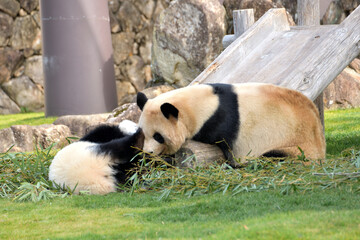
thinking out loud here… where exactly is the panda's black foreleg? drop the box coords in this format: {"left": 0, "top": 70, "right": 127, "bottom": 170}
{"left": 216, "top": 142, "right": 240, "bottom": 168}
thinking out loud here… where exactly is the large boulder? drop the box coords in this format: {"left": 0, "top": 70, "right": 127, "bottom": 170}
{"left": 107, "top": 103, "right": 142, "bottom": 124}
{"left": 1, "top": 75, "right": 44, "bottom": 112}
{"left": 0, "top": 88, "right": 20, "bottom": 114}
{"left": 19, "top": 0, "right": 39, "bottom": 14}
{"left": 324, "top": 64, "right": 360, "bottom": 109}
{"left": 0, "top": 0, "right": 20, "bottom": 17}
{"left": 10, "top": 15, "right": 40, "bottom": 50}
{"left": 33, "top": 124, "right": 72, "bottom": 149}
{"left": 223, "top": 0, "right": 295, "bottom": 34}
{"left": 0, "top": 124, "right": 72, "bottom": 152}
{"left": 0, "top": 47, "right": 23, "bottom": 84}
{"left": 0, "top": 127, "right": 16, "bottom": 152}
{"left": 239, "top": 0, "right": 293, "bottom": 22}
{"left": 0, "top": 12, "right": 13, "bottom": 46}
{"left": 24, "top": 55, "right": 43, "bottom": 85}
{"left": 53, "top": 114, "right": 109, "bottom": 137}
{"left": 10, "top": 125, "right": 35, "bottom": 152}
{"left": 151, "top": 0, "right": 227, "bottom": 87}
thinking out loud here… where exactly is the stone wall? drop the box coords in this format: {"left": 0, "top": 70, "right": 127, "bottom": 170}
{"left": 0, "top": 0, "right": 174, "bottom": 114}
{"left": 0, "top": 0, "right": 359, "bottom": 115}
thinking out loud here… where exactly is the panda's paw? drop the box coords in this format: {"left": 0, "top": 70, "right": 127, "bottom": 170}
{"left": 119, "top": 120, "right": 139, "bottom": 135}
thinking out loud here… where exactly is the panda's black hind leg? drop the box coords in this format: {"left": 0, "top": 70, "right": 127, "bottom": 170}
{"left": 262, "top": 150, "right": 288, "bottom": 158}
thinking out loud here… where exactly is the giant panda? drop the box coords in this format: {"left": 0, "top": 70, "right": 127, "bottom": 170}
{"left": 136, "top": 83, "right": 326, "bottom": 167}
{"left": 48, "top": 120, "right": 144, "bottom": 195}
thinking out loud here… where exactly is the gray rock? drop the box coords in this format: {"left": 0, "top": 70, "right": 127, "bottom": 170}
{"left": 0, "top": 0, "right": 20, "bottom": 17}
{"left": 24, "top": 55, "right": 43, "bottom": 85}
{"left": 108, "top": 0, "right": 120, "bottom": 13}
{"left": 10, "top": 125, "right": 34, "bottom": 152}
{"left": 0, "top": 12, "right": 13, "bottom": 46}
{"left": 151, "top": 0, "right": 227, "bottom": 87}
{"left": 0, "top": 88, "right": 20, "bottom": 114}
{"left": 0, "top": 47, "right": 23, "bottom": 84}
{"left": 31, "top": 10, "right": 41, "bottom": 27}
{"left": 112, "top": 32, "right": 135, "bottom": 65}
{"left": 10, "top": 15, "right": 40, "bottom": 50}
{"left": 322, "top": 0, "right": 346, "bottom": 24}
{"left": 0, "top": 127, "right": 16, "bottom": 152}
{"left": 239, "top": 0, "right": 283, "bottom": 21}
{"left": 116, "top": 80, "right": 136, "bottom": 105}
{"left": 109, "top": 10, "right": 120, "bottom": 33}
{"left": 2, "top": 76, "right": 44, "bottom": 112}
{"left": 0, "top": 124, "right": 72, "bottom": 153}
{"left": 139, "top": 39, "right": 152, "bottom": 64}
{"left": 53, "top": 114, "right": 109, "bottom": 137}
{"left": 19, "top": 0, "right": 38, "bottom": 13}
{"left": 349, "top": 58, "right": 360, "bottom": 74}
{"left": 33, "top": 124, "right": 72, "bottom": 150}
{"left": 116, "top": 1, "right": 143, "bottom": 33}
{"left": 136, "top": 85, "right": 174, "bottom": 100}
{"left": 341, "top": 0, "right": 358, "bottom": 11}
{"left": 133, "top": 0, "right": 156, "bottom": 19}
{"left": 324, "top": 67, "right": 360, "bottom": 109}
{"left": 224, "top": 0, "right": 295, "bottom": 34}
{"left": 125, "top": 55, "right": 146, "bottom": 91}
{"left": 107, "top": 103, "right": 142, "bottom": 124}
{"left": 108, "top": 85, "right": 175, "bottom": 124}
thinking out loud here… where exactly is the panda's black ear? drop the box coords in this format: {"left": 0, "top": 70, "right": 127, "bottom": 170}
{"left": 137, "top": 92, "right": 148, "bottom": 111}
{"left": 161, "top": 103, "right": 178, "bottom": 120}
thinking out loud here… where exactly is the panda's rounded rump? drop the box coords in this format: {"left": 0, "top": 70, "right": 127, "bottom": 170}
{"left": 49, "top": 141, "right": 117, "bottom": 195}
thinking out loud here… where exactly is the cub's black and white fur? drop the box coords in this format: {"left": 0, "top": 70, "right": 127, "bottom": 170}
{"left": 137, "top": 83, "right": 326, "bottom": 166}
{"left": 49, "top": 120, "right": 143, "bottom": 195}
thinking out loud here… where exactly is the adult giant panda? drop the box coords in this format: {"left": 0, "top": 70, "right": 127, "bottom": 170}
{"left": 136, "top": 83, "right": 326, "bottom": 166}
{"left": 48, "top": 120, "right": 144, "bottom": 195}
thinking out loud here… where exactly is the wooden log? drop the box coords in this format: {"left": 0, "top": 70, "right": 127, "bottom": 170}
{"left": 193, "top": 8, "right": 290, "bottom": 86}
{"left": 175, "top": 140, "right": 225, "bottom": 168}
{"left": 297, "top": 0, "right": 324, "bottom": 128}
{"left": 234, "top": 9, "right": 255, "bottom": 38}
{"left": 191, "top": 6, "right": 360, "bottom": 101}
{"left": 292, "top": 5, "right": 360, "bottom": 100}
{"left": 222, "top": 9, "right": 255, "bottom": 48}
{"left": 297, "top": 0, "right": 320, "bottom": 26}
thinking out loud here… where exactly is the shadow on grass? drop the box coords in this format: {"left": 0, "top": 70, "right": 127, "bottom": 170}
{"left": 137, "top": 189, "right": 360, "bottom": 223}
{"left": 70, "top": 188, "right": 360, "bottom": 223}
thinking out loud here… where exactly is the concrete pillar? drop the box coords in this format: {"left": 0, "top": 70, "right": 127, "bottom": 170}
{"left": 41, "top": 0, "right": 118, "bottom": 116}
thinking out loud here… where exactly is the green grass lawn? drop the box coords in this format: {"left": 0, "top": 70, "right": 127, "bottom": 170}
{"left": 0, "top": 112, "right": 57, "bottom": 129}
{"left": 324, "top": 108, "right": 360, "bottom": 155}
{"left": 0, "top": 108, "right": 360, "bottom": 239}
{"left": 1, "top": 189, "right": 360, "bottom": 239}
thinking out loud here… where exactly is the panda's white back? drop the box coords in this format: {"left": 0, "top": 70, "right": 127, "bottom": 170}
{"left": 49, "top": 141, "right": 117, "bottom": 195}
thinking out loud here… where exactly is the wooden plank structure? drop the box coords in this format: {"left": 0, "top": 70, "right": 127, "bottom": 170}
{"left": 190, "top": 6, "right": 360, "bottom": 102}
{"left": 176, "top": 3, "right": 360, "bottom": 165}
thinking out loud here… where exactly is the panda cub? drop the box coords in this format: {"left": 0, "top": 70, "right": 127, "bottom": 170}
{"left": 48, "top": 120, "right": 144, "bottom": 195}
{"left": 137, "top": 83, "right": 326, "bottom": 166}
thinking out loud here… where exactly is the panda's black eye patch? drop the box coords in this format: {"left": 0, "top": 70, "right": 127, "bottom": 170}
{"left": 153, "top": 132, "right": 165, "bottom": 144}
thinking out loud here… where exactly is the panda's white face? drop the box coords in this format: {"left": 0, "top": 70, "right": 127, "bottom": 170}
{"left": 138, "top": 107, "right": 187, "bottom": 155}
{"left": 136, "top": 85, "right": 215, "bottom": 156}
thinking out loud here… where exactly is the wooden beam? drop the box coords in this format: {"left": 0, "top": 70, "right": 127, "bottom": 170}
{"left": 175, "top": 140, "right": 225, "bottom": 168}
{"left": 234, "top": 9, "right": 255, "bottom": 37}
{"left": 292, "top": 6, "right": 360, "bottom": 100}
{"left": 297, "top": 0, "right": 324, "bottom": 128}
{"left": 297, "top": 0, "right": 320, "bottom": 26}
{"left": 223, "top": 9, "right": 255, "bottom": 48}
{"left": 192, "top": 8, "right": 290, "bottom": 85}
{"left": 191, "top": 6, "right": 360, "bottom": 101}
